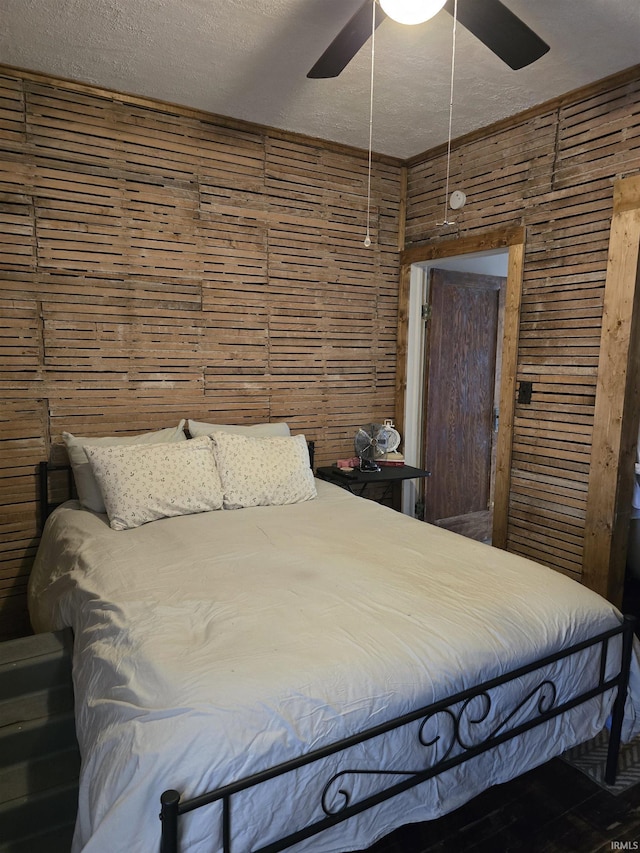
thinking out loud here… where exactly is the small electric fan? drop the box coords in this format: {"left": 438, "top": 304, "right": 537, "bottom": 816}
{"left": 354, "top": 422, "right": 400, "bottom": 472}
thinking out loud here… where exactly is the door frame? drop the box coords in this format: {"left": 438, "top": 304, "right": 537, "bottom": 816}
{"left": 395, "top": 226, "right": 525, "bottom": 548}
{"left": 582, "top": 175, "right": 640, "bottom": 603}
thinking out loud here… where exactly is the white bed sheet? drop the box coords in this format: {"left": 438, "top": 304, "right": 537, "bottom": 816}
{"left": 29, "top": 479, "right": 640, "bottom": 853}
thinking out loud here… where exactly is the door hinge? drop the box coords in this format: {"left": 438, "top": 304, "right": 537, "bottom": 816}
{"left": 421, "top": 303, "right": 432, "bottom": 321}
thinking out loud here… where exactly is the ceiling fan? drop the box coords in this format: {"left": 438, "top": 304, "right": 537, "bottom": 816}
{"left": 307, "top": 0, "right": 550, "bottom": 79}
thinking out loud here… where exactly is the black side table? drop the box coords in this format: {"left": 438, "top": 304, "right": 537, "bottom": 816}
{"left": 316, "top": 464, "right": 431, "bottom": 509}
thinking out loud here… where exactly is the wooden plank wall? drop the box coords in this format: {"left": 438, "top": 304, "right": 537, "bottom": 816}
{"left": 0, "top": 70, "right": 403, "bottom": 640}
{"left": 404, "top": 68, "right": 640, "bottom": 583}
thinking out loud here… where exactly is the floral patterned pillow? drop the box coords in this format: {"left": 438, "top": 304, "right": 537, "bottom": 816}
{"left": 63, "top": 421, "right": 187, "bottom": 514}
{"left": 85, "top": 436, "right": 223, "bottom": 530}
{"left": 210, "top": 432, "right": 317, "bottom": 509}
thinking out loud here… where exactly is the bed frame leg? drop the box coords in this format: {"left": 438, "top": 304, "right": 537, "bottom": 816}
{"left": 605, "top": 614, "right": 636, "bottom": 785}
{"left": 160, "top": 789, "right": 181, "bottom": 853}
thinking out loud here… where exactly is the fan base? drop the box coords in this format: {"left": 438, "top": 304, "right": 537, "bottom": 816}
{"left": 359, "top": 458, "right": 380, "bottom": 472}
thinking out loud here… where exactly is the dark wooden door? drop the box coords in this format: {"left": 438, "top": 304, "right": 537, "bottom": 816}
{"left": 422, "top": 268, "right": 502, "bottom": 541}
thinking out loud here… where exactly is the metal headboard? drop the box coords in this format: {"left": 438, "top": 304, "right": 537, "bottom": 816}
{"left": 38, "top": 461, "right": 76, "bottom": 530}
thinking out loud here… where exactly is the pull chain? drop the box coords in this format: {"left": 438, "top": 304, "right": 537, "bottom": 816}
{"left": 364, "top": 0, "right": 376, "bottom": 248}
{"left": 442, "top": 0, "right": 458, "bottom": 225}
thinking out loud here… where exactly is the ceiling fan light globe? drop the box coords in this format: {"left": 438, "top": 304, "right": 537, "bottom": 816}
{"left": 379, "top": 0, "right": 447, "bottom": 26}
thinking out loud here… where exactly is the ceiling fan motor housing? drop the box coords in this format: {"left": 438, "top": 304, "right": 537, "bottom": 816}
{"left": 307, "top": 0, "right": 549, "bottom": 79}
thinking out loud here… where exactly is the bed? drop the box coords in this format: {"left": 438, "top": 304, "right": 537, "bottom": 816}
{"left": 29, "top": 425, "right": 640, "bottom": 853}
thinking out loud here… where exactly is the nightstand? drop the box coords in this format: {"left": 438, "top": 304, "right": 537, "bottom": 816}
{"left": 316, "top": 464, "right": 431, "bottom": 509}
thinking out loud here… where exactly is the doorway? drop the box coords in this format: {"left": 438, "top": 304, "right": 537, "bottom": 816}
{"left": 422, "top": 267, "right": 505, "bottom": 542}
{"left": 399, "top": 237, "right": 519, "bottom": 550}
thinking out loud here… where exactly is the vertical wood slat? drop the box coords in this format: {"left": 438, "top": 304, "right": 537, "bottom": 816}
{"left": 492, "top": 242, "right": 524, "bottom": 550}
{"left": 394, "top": 264, "right": 411, "bottom": 441}
{"left": 582, "top": 176, "right": 640, "bottom": 603}
{"left": 0, "top": 68, "right": 403, "bottom": 640}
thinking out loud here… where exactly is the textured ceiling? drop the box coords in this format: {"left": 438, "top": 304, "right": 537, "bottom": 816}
{"left": 1, "top": 0, "right": 639, "bottom": 159}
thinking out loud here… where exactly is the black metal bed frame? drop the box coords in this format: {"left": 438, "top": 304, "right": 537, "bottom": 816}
{"left": 36, "top": 457, "right": 637, "bottom": 853}
{"left": 158, "top": 616, "right": 636, "bottom": 853}
{"left": 39, "top": 461, "right": 77, "bottom": 526}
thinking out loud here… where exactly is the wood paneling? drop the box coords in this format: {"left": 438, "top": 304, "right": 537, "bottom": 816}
{"left": 3, "top": 59, "right": 640, "bottom": 632}
{"left": 404, "top": 67, "right": 640, "bottom": 593}
{"left": 0, "top": 69, "right": 403, "bottom": 639}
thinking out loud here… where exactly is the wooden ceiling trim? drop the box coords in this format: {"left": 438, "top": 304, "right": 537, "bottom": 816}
{"left": 406, "top": 64, "right": 640, "bottom": 168}
{"left": 0, "top": 63, "right": 403, "bottom": 168}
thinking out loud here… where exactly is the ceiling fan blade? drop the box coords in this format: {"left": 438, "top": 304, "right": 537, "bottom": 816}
{"left": 445, "top": 0, "right": 549, "bottom": 70}
{"left": 307, "top": 1, "right": 387, "bottom": 79}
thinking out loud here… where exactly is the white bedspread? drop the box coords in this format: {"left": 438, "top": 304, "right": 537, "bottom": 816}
{"left": 29, "top": 480, "right": 640, "bottom": 853}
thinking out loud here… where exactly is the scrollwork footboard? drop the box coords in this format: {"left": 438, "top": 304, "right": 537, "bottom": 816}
{"left": 160, "top": 615, "right": 636, "bottom": 853}
{"left": 320, "top": 676, "right": 558, "bottom": 821}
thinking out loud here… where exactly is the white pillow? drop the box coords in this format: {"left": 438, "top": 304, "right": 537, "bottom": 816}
{"left": 211, "top": 432, "right": 316, "bottom": 510}
{"left": 188, "top": 420, "right": 290, "bottom": 439}
{"left": 63, "top": 421, "right": 186, "bottom": 513}
{"left": 84, "top": 436, "right": 223, "bottom": 530}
